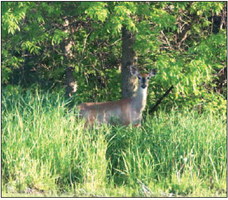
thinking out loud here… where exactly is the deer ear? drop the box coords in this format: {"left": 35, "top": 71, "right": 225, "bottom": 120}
{"left": 129, "top": 65, "right": 139, "bottom": 77}
{"left": 148, "top": 69, "right": 157, "bottom": 78}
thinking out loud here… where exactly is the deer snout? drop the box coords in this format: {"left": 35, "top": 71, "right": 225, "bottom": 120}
{"left": 141, "top": 84, "right": 147, "bottom": 89}
{"left": 141, "top": 77, "right": 148, "bottom": 89}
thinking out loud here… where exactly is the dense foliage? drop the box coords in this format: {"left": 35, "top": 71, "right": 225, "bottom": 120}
{"left": 2, "top": 2, "right": 227, "bottom": 197}
{"left": 2, "top": 2, "right": 227, "bottom": 113}
{"left": 2, "top": 91, "right": 226, "bottom": 197}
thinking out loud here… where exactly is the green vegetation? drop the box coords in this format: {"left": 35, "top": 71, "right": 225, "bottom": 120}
{"left": 2, "top": 2, "right": 226, "bottom": 197}
{"left": 2, "top": 2, "right": 227, "bottom": 112}
{"left": 2, "top": 90, "right": 226, "bottom": 197}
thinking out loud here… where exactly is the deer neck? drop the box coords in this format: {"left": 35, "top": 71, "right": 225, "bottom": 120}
{"left": 132, "top": 86, "right": 148, "bottom": 113}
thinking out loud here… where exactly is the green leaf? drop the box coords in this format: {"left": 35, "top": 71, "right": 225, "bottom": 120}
{"left": 51, "top": 30, "right": 69, "bottom": 45}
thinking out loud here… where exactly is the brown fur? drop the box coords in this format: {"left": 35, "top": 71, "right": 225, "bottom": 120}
{"left": 77, "top": 66, "right": 156, "bottom": 127}
{"left": 78, "top": 98, "right": 132, "bottom": 126}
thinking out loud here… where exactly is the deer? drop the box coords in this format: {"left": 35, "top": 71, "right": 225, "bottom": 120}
{"left": 77, "top": 66, "right": 156, "bottom": 127}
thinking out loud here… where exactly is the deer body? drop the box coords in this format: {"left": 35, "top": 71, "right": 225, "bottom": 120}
{"left": 78, "top": 66, "right": 156, "bottom": 126}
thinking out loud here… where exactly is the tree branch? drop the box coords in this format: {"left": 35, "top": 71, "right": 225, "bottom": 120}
{"left": 149, "top": 85, "right": 174, "bottom": 114}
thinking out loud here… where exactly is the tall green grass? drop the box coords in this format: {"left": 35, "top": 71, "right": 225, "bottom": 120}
{"left": 2, "top": 89, "right": 226, "bottom": 197}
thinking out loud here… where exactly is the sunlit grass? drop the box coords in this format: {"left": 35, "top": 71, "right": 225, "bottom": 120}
{"left": 2, "top": 89, "right": 226, "bottom": 197}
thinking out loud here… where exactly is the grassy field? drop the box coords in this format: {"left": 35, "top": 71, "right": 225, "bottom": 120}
{"left": 2, "top": 89, "right": 227, "bottom": 197}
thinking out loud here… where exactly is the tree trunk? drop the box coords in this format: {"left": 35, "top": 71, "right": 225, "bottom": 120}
{"left": 63, "top": 18, "right": 77, "bottom": 99}
{"left": 121, "top": 26, "right": 137, "bottom": 98}
{"left": 65, "top": 66, "right": 77, "bottom": 98}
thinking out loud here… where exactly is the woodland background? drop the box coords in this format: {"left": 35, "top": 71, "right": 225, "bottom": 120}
{"left": 2, "top": 1, "right": 227, "bottom": 112}
{"left": 2, "top": 2, "right": 227, "bottom": 197}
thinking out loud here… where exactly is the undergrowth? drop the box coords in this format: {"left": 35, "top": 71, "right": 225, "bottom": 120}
{"left": 2, "top": 89, "right": 226, "bottom": 197}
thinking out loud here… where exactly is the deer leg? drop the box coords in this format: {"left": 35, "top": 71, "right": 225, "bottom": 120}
{"left": 134, "top": 123, "right": 141, "bottom": 127}
{"left": 83, "top": 112, "right": 96, "bottom": 128}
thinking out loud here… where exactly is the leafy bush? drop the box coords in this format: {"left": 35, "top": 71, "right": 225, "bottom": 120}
{"left": 1, "top": 2, "right": 226, "bottom": 113}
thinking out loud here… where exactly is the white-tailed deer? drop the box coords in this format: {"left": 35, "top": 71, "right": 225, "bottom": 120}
{"left": 78, "top": 66, "right": 156, "bottom": 127}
